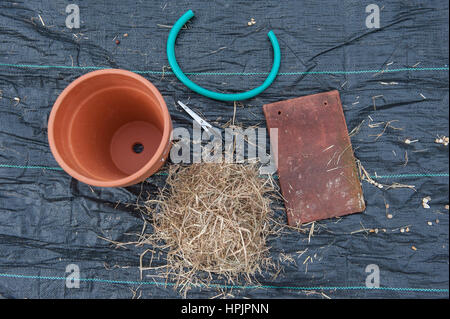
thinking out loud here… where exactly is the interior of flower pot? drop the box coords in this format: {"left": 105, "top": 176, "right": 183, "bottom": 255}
{"left": 51, "top": 72, "right": 166, "bottom": 181}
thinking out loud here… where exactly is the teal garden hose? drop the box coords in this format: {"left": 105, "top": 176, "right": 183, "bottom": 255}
{"left": 166, "top": 10, "right": 281, "bottom": 101}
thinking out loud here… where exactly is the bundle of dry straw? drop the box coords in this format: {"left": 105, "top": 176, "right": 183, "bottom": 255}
{"left": 141, "top": 163, "right": 278, "bottom": 293}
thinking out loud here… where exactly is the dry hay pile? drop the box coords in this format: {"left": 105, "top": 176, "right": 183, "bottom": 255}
{"left": 142, "top": 163, "right": 279, "bottom": 293}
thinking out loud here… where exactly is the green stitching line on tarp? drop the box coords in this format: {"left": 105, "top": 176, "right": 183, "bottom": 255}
{"left": 0, "top": 62, "right": 448, "bottom": 76}
{"left": 0, "top": 164, "right": 448, "bottom": 180}
{"left": 0, "top": 273, "right": 448, "bottom": 293}
{"left": 0, "top": 164, "right": 64, "bottom": 170}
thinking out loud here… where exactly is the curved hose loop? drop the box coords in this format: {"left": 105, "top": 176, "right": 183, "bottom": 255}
{"left": 166, "top": 10, "right": 281, "bottom": 101}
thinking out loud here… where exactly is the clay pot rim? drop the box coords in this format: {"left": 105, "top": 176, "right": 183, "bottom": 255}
{"left": 48, "top": 69, "right": 172, "bottom": 187}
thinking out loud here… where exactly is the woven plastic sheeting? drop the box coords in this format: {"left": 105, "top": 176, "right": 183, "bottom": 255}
{"left": 0, "top": 0, "right": 448, "bottom": 298}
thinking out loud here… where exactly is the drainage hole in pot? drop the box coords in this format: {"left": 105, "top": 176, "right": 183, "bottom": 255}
{"left": 132, "top": 142, "right": 144, "bottom": 154}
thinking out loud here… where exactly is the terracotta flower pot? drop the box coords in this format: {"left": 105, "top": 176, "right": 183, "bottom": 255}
{"left": 48, "top": 69, "right": 172, "bottom": 187}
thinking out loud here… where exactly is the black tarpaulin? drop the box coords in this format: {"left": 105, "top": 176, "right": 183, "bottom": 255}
{"left": 0, "top": 0, "right": 448, "bottom": 298}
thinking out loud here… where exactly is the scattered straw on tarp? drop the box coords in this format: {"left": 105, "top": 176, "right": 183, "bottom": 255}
{"left": 140, "top": 163, "right": 279, "bottom": 295}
